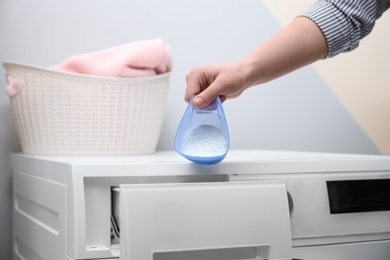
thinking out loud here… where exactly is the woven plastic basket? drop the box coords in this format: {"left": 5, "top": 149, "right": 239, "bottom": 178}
{"left": 3, "top": 61, "right": 170, "bottom": 155}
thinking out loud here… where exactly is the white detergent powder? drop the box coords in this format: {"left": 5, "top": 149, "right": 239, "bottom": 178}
{"left": 180, "top": 124, "right": 228, "bottom": 157}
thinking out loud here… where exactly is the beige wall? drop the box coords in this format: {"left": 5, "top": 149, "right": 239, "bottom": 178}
{"left": 263, "top": 0, "right": 390, "bottom": 155}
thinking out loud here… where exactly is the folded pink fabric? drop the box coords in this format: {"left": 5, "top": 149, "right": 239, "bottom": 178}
{"left": 52, "top": 38, "right": 172, "bottom": 77}
{"left": 5, "top": 39, "right": 172, "bottom": 96}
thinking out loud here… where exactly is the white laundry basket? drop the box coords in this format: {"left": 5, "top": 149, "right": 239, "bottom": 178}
{"left": 3, "top": 61, "right": 170, "bottom": 155}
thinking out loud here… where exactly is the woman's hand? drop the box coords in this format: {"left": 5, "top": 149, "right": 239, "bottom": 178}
{"left": 185, "top": 62, "right": 251, "bottom": 108}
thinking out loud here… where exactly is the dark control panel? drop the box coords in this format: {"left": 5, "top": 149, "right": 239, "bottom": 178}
{"left": 327, "top": 179, "right": 390, "bottom": 214}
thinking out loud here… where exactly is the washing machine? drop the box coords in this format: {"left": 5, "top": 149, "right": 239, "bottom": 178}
{"left": 9, "top": 150, "right": 390, "bottom": 260}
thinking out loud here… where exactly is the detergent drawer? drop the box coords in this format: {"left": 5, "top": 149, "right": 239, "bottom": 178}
{"left": 112, "top": 181, "right": 292, "bottom": 260}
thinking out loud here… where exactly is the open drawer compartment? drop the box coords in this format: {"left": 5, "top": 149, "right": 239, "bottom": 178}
{"left": 112, "top": 181, "right": 292, "bottom": 260}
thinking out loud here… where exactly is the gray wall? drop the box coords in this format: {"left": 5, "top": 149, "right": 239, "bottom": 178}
{"left": 0, "top": 0, "right": 379, "bottom": 258}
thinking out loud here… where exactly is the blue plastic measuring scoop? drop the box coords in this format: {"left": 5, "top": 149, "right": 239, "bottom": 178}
{"left": 174, "top": 96, "right": 230, "bottom": 165}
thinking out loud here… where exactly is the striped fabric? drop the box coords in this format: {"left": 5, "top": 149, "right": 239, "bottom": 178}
{"left": 299, "top": 0, "right": 390, "bottom": 58}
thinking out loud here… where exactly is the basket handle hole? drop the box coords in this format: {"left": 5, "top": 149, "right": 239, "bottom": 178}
{"left": 5, "top": 74, "right": 22, "bottom": 97}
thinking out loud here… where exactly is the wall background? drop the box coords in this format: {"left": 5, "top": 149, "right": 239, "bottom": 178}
{"left": 1, "top": 0, "right": 389, "bottom": 258}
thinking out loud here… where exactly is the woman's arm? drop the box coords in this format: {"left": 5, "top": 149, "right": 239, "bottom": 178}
{"left": 185, "top": 0, "right": 390, "bottom": 108}
{"left": 186, "top": 17, "right": 327, "bottom": 108}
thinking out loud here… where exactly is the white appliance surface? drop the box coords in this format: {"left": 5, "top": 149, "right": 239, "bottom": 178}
{"left": 9, "top": 150, "right": 390, "bottom": 260}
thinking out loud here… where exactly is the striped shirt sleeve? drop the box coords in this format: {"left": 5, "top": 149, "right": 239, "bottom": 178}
{"left": 299, "top": 0, "right": 390, "bottom": 58}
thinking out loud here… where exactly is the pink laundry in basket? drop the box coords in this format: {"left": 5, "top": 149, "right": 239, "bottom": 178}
{"left": 5, "top": 38, "right": 172, "bottom": 96}
{"left": 52, "top": 38, "right": 172, "bottom": 77}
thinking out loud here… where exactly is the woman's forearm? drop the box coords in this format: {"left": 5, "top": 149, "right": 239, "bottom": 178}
{"left": 240, "top": 17, "right": 328, "bottom": 87}
{"left": 185, "top": 17, "right": 329, "bottom": 108}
